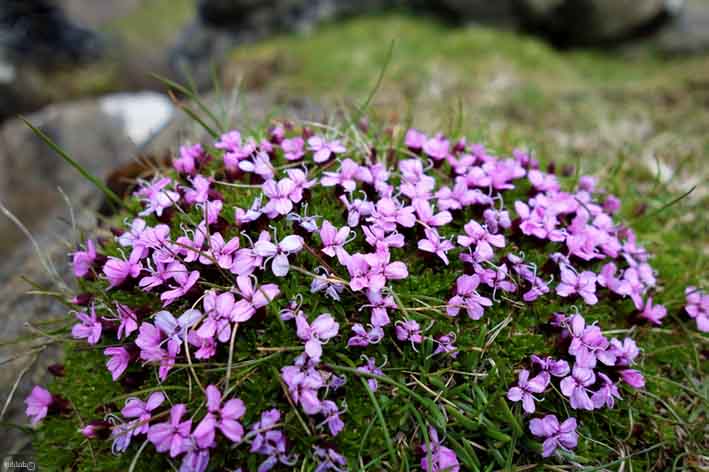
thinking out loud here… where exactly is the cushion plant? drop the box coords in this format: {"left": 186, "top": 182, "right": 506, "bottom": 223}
{"left": 23, "top": 112, "right": 707, "bottom": 471}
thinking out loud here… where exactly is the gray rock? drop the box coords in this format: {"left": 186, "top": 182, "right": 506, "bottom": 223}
{"left": 653, "top": 0, "right": 709, "bottom": 54}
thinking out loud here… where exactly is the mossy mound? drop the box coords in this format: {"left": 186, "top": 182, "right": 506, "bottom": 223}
{"left": 27, "top": 111, "right": 707, "bottom": 471}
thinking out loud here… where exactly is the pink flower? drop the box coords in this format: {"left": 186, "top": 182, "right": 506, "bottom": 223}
{"left": 566, "top": 314, "right": 614, "bottom": 368}
{"left": 357, "top": 356, "right": 383, "bottom": 391}
{"left": 321, "top": 158, "right": 367, "bottom": 193}
{"left": 395, "top": 319, "right": 423, "bottom": 345}
{"left": 423, "top": 134, "right": 450, "bottom": 161}
{"left": 340, "top": 194, "right": 374, "bottom": 227}
{"left": 286, "top": 168, "right": 317, "bottom": 203}
{"left": 174, "top": 143, "right": 203, "bottom": 175}
{"left": 529, "top": 415, "right": 578, "bottom": 457}
{"left": 556, "top": 264, "right": 598, "bottom": 305}
{"left": 262, "top": 178, "right": 296, "bottom": 217}
{"left": 148, "top": 404, "right": 192, "bottom": 458}
{"left": 104, "top": 346, "right": 130, "bottom": 380}
{"left": 282, "top": 137, "right": 305, "bottom": 161}
{"left": 560, "top": 366, "right": 596, "bottom": 410}
{"left": 368, "top": 197, "right": 416, "bottom": 231}
{"left": 639, "top": 296, "right": 667, "bottom": 325}
{"left": 197, "top": 291, "right": 236, "bottom": 342}
{"left": 239, "top": 151, "right": 274, "bottom": 180}
{"left": 25, "top": 386, "right": 53, "bottom": 426}
{"left": 530, "top": 355, "right": 570, "bottom": 377}
{"left": 116, "top": 303, "right": 138, "bottom": 339}
{"left": 137, "top": 177, "right": 180, "bottom": 217}
{"left": 404, "top": 128, "right": 426, "bottom": 150}
{"left": 71, "top": 305, "right": 102, "bottom": 345}
{"left": 231, "top": 275, "right": 280, "bottom": 322}
{"left": 199, "top": 233, "right": 240, "bottom": 268}
{"left": 414, "top": 200, "right": 452, "bottom": 228}
{"left": 160, "top": 268, "right": 200, "bottom": 306}
{"left": 72, "top": 240, "right": 97, "bottom": 278}
{"left": 507, "top": 369, "right": 549, "bottom": 413}
{"left": 307, "top": 136, "right": 346, "bottom": 163}
{"left": 296, "top": 313, "right": 339, "bottom": 361}
{"left": 420, "top": 427, "right": 460, "bottom": 472}
{"left": 184, "top": 175, "right": 211, "bottom": 204}
{"left": 103, "top": 248, "right": 143, "bottom": 288}
{"left": 319, "top": 401, "right": 345, "bottom": 437}
{"left": 684, "top": 286, "right": 709, "bottom": 332}
{"left": 417, "top": 228, "right": 454, "bottom": 265}
{"left": 121, "top": 392, "right": 165, "bottom": 435}
{"left": 609, "top": 337, "right": 639, "bottom": 366}
{"left": 319, "top": 220, "right": 351, "bottom": 261}
{"left": 254, "top": 233, "right": 304, "bottom": 277}
{"left": 457, "top": 220, "right": 505, "bottom": 256}
{"left": 193, "top": 385, "right": 246, "bottom": 448}
{"left": 591, "top": 373, "right": 621, "bottom": 409}
{"left": 619, "top": 369, "right": 645, "bottom": 389}
{"left": 347, "top": 323, "right": 384, "bottom": 348}
{"left": 446, "top": 275, "right": 492, "bottom": 320}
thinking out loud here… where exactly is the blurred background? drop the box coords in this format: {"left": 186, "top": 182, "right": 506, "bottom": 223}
{"left": 1, "top": 0, "right": 708, "bottom": 454}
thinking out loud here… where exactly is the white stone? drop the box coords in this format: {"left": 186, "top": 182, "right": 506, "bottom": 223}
{"left": 99, "top": 92, "right": 174, "bottom": 146}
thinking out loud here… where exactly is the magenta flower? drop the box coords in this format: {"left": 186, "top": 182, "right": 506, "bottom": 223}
{"left": 25, "top": 386, "right": 53, "bottom": 426}
{"left": 104, "top": 346, "right": 130, "bottom": 380}
{"left": 420, "top": 427, "right": 460, "bottom": 472}
{"left": 282, "top": 137, "right": 305, "bottom": 161}
{"left": 262, "top": 178, "right": 296, "bottom": 217}
{"left": 340, "top": 194, "right": 374, "bottom": 227}
{"left": 347, "top": 323, "right": 384, "bottom": 348}
{"left": 592, "top": 372, "right": 622, "bottom": 409}
{"left": 530, "top": 355, "right": 570, "bottom": 377}
{"left": 319, "top": 220, "right": 351, "bottom": 261}
{"left": 310, "top": 267, "right": 345, "bottom": 301}
{"left": 160, "top": 268, "right": 200, "bottom": 306}
{"left": 357, "top": 356, "right": 383, "bottom": 391}
{"left": 417, "top": 228, "right": 455, "bottom": 265}
{"left": 619, "top": 369, "right": 645, "bottom": 389}
{"left": 249, "top": 409, "right": 297, "bottom": 471}
{"left": 556, "top": 264, "right": 598, "bottom": 305}
{"left": 529, "top": 415, "right": 578, "bottom": 457}
{"left": 423, "top": 134, "right": 450, "bottom": 161}
{"left": 193, "top": 385, "right": 246, "bottom": 448}
{"left": 308, "top": 136, "right": 346, "bottom": 163}
{"left": 154, "top": 309, "right": 202, "bottom": 347}
{"left": 363, "top": 289, "right": 396, "bottom": 327}
{"left": 395, "top": 319, "right": 423, "bottom": 345}
{"left": 507, "top": 369, "right": 549, "bottom": 413}
{"left": 414, "top": 200, "right": 452, "bottom": 227}
{"left": 71, "top": 305, "right": 102, "bottom": 345}
{"left": 404, "top": 128, "right": 426, "bottom": 150}
{"left": 184, "top": 175, "right": 211, "bottom": 204}
{"left": 239, "top": 151, "right": 274, "bottom": 180}
{"left": 296, "top": 313, "right": 339, "bottom": 361}
{"left": 197, "top": 291, "right": 236, "bottom": 342}
{"left": 314, "top": 445, "right": 347, "bottom": 472}
{"left": 116, "top": 303, "right": 138, "bottom": 339}
{"left": 121, "top": 392, "right": 165, "bottom": 435}
{"left": 103, "top": 248, "right": 143, "bottom": 288}
{"left": 433, "top": 332, "right": 459, "bottom": 358}
{"left": 457, "top": 220, "right": 505, "bottom": 257}
{"left": 639, "top": 296, "right": 667, "bottom": 325}
{"left": 234, "top": 196, "right": 264, "bottom": 226}
{"left": 684, "top": 286, "right": 708, "bottom": 332}
{"left": 232, "top": 275, "right": 280, "bottom": 322}
{"left": 254, "top": 233, "right": 304, "bottom": 277}
{"left": 368, "top": 197, "right": 416, "bottom": 231}
{"left": 476, "top": 264, "right": 517, "bottom": 294}
{"left": 286, "top": 168, "right": 316, "bottom": 203}
{"left": 72, "top": 239, "right": 97, "bottom": 278}
{"left": 174, "top": 143, "right": 203, "bottom": 175}
{"left": 362, "top": 225, "right": 404, "bottom": 252}
{"left": 566, "top": 314, "right": 615, "bottom": 368}
{"left": 609, "top": 337, "right": 639, "bottom": 367}
{"left": 199, "top": 233, "right": 240, "bottom": 269}
{"left": 281, "top": 361, "right": 324, "bottom": 414}
{"left": 446, "top": 275, "right": 493, "bottom": 320}
{"left": 483, "top": 208, "right": 511, "bottom": 234}
{"left": 345, "top": 250, "right": 408, "bottom": 292}
{"left": 319, "top": 401, "right": 345, "bottom": 437}
{"left": 560, "top": 366, "right": 596, "bottom": 410}
{"left": 321, "top": 158, "right": 366, "bottom": 193}
{"left": 148, "top": 403, "right": 192, "bottom": 458}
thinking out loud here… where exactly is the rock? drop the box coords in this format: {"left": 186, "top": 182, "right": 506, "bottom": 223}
{"left": 520, "top": 0, "right": 673, "bottom": 45}
{"left": 436, "top": 0, "right": 518, "bottom": 25}
{"left": 99, "top": 92, "right": 175, "bottom": 146}
{"left": 653, "top": 0, "right": 709, "bottom": 54}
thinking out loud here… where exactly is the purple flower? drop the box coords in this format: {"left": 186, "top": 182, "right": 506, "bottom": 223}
{"left": 310, "top": 268, "right": 345, "bottom": 301}
{"left": 362, "top": 225, "right": 404, "bottom": 252}
{"left": 262, "top": 178, "right": 296, "bottom": 217}
{"left": 556, "top": 264, "right": 598, "bottom": 305}
{"left": 345, "top": 250, "right": 408, "bottom": 292}
{"left": 319, "top": 400, "right": 345, "bottom": 437}
{"left": 529, "top": 415, "right": 578, "bottom": 457}
{"left": 420, "top": 427, "right": 460, "bottom": 472}
{"left": 457, "top": 220, "right": 505, "bottom": 259}
{"left": 566, "top": 314, "right": 615, "bottom": 368}
{"left": 639, "top": 296, "right": 667, "bottom": 325}
{"left": 369, "top": 197, "right": 416, "bottom": 231}
{"left": 116, "top": 303, "right": 138, "bottom": 339}
{"left": 137, "top": 177, "right": 180, "bottom": 217}
{"left": 592, "top": 373, "right": 622, "bottom": 409}
{"left": 321, "top": 158, "right": 366, "bottom": 192}
{"left": 609, "top": 337, "right": 639, "bottom": 367}
{"left": 418, "top": 228, "right": 455, "bottom": 265}
{"left": 199, "top": 233, "right": 240, "bottom": 269}
{"left": 314, "top": 445, "right": 347, "bottom": 472}
{"left": 308, "top": 136, "right": 346, "bottom": 163}
{"left": 71, "top": 305, "right": 102, "bottom": 345}
{"left": 121, "top": 392, "right": 165, "bottom": 435}
{"left": 103, "top": 248, "right": 143, "bottom": 288}
{"left": 232, "top": 275, "right": 280, "bottom": 322}
{"left": 446, "top": 275, "right": 492, "bottom": 320}
{"left": 296, "top": 313, "right": 339, "bottom": 362}
{"left": 197, "top": 291, "right": 236, "bottom": 342}
{"left": 507, "top": 369, "right": 549, "bottom": 413}
{"left": 395, "top": 319, "right": 423, "bottom": 345}
{"left": 282, "top": 137, "right": 305, "bottom": 161}
{"left": 180, "top": 449, "right": 210, "bottom": 472}
{"left": 239, "top": 151, "right": 274, "bottom": 180}
{"left": 154, "top": 309, "right": 202, "bottom": 346}
{"left": 405, "top": 128, "right": 426, "bottom": 150}
{"left": 684, "top": 286, "right": 709, "bottom": 332}
{"left": 254, "top": 233, "right": 304, "bottom": 277}
{"left": 174, "top": 143, "right": 203, "bottom": 175}
{"left": 72, "top": 240, "right": 97, "bottom": 278}
{"left": 249, "top": 409, "right": 297, "bottom": 472}
{"left": 362, "top": 289, "right": 396, "bottom": 327}
{"left": 483, "top": 208, "right": 511, "bottom": 234}
{"left": 184, "top": 175, "right": 211, "bottom": 204}
{"left": 476, "top": 264, "right": 517, "bottom": 294}
{"left": 235, "top": 196, "right": 264, "bottom": 226}
{"left": 319, "top": 220, "right": 351, "bottom": 261}
{"left": 619, "top": 369, "right": 645, "bottom": 389}
{"left": 148, "top": 403, "right": 192, "bottom": 458}
{"left": 192, "top": 385, "right": 246, "bottom": 448}
{"left": 104, "top": 346, "right": 130, "bottom": 380}
{"left": 433, "top": 332, "right": 459, "bottom": 358}
{"left": 25, "top": 386, "right": 53, "bottom": 426}
{"left": 414, "top": 200, "right": 452, "bottom": 228}
{"left": 530, "top": 355, "right": 570, "bottom": 377}
{"left": 423, "top": 134, "right": 450, "bottom": 161}
{"left": 347, "top": 323, "right": 384, "bottom": 348}
{"left": 560, "top": 366, "right": 596, "bottom": 410}
{"left": 340, "top": 194, "right": 374, "bottom": 227}
{"left": 286, "top": 168, "right": 316, "bottom": 203}
{"left": 357, "top": 356, "right": 383, "bottom": 391}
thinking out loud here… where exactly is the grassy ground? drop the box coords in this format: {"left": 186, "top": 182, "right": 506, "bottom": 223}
{"left": 25, "top": 11, "right": 709, "bottom": 472}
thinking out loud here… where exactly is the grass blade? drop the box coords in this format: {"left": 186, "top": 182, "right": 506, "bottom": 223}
{"left": 20, "top": 117, "right": 123, "bottom": 207}
{"left": 361, "top": 378, "right": 398, "bottom": 468}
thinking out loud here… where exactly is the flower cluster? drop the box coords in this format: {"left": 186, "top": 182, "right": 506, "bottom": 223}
{"left": 26, "top": 121, "right": 701, "bottom": 470}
